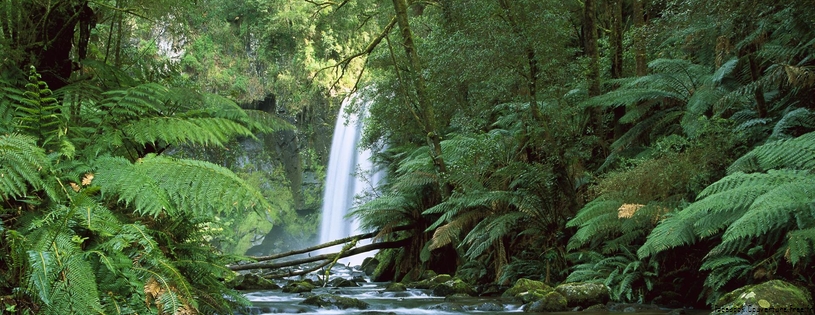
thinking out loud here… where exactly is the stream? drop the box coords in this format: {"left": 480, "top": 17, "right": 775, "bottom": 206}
{"left": 235, "top": 265, "right": 710, "bottom": 315}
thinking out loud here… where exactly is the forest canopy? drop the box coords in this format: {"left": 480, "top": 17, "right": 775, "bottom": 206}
{"left": 2, "top": 0, "right": 815, "bottom": 313}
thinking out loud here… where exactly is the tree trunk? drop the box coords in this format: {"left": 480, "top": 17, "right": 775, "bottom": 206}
{"left": 391, "top": 0, "right": 450, "bottom": 194}
{"left": 25, "top": 2, "right": 86, "bottom": 90}
{"left": 229, "top": 238, "right": 411, "bottom": 271}
{"left": 611, "top": 0, "right": 626, "bottom": 139}
{"left": 610, "top": 0, "right": 623, "bottom": 79}
{"left": 633, "top": 0, "right": 647, "bottom": 76}
{"left": 584, "top": 0, "right": 601, "bottom": 97}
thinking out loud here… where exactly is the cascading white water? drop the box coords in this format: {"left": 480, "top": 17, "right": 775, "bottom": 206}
{"left": 318, "top": 93, "right": 383, "bottom": 266}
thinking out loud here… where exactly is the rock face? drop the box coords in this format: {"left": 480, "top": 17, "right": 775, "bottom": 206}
{"left": 301, "top": 294, "right": 369, "bottom": 309}
{"left": 554, "top": 282, "right": 610, "bottom": 307}
{"left": 712, "top": 280, "right": 813, "bottom": 315}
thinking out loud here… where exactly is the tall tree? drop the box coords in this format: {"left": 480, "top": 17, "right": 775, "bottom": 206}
{"left": 633, "top": 0, "right": 647, "bottom": 76}
{"left": 391, "top": 0, "right": 449, "bottom": 189}
{"left": 584, "top": 0, "right": 601, "bottom": 96}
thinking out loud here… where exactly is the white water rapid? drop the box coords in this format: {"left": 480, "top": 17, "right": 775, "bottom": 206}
{"left": 318, "top": 93, "right": 383, "bottom": 266}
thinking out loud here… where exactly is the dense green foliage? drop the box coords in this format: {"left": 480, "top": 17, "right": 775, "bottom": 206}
{"left": 0, "top": 66, "right": 283, "bottom": 314}
{"left": 3, "top": 0, "right": 815, "bottom": 313}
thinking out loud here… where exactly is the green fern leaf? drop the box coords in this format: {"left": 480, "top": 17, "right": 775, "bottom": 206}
{"left": 728, "top": 131, "right": 815, "bottom": 173}
{"left": 121, "top": 117, "right": 254, "bottom": 147}
{"left": 0, "top": 134, "right": 49, "bottom": 200}
{"left": 787, "top": 227, "right": 815, "bottom": 265}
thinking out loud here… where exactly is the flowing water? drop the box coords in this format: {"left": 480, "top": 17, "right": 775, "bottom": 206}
{"left": 238, "top": 265, "right": 709, "bottom": 315}
{"left": 318, "top": 92, "right": 384, "bottom": 266}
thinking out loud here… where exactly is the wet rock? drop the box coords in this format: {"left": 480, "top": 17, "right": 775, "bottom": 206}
{"left": 519, "top": 288, "right": 555, "bottom": 304}
{"left": 432, "top": 278, "right": 477, "bottom": 297}
{"left": 477, "top": 283, "right": 508, "bottom": 297}
{"left": 409, "top": 273, "right": 452, "bottom": 289}
{"left": 555, "top": 282, "right": 610, "bottom": 307}
{"left": 361, "top": 257, "right": 379, "bottom": 276}
{"left": 360, "top": 312, "right": 396, "bottom": 315}
{"left": 474, "top": 301, "right": 505, "bottom": 311}
{"left": 380, "top": 291, "right": 412, "bottom": 298}
{"left": 712, "top": 280, "right": 813, "bottom": 315}
{"left": 282, "top": 281, "right": 315, "bottom": 293}
{"left": 522, "top": 290, "right": 568, "bottom": 312}
{"left": 328, "top": 277, "right": 359, "bottom": 287}
{"left": 427, "top": 302, "right": 465, "bottom": 312}
{"left": 585, "top": 303, "right": 608, "bottom": 311}
{"left": 607, "top": 303, "right": 660, "bottom": 312}
{"left": 385, "top": 282, "right": 407, "bottom": 292}
{"left": 230, "top": 274, "right": 281, "bottom": 290}
{"left": 301, "top": 294, "right": 369, "bottom": 309}
{"left": 667, "top": 309, "right": 686, "bottom": 315}
{"left": 420, "top": 270, "right": 438, "bottom": 280}
{"left": 502, "top": 278, "right": 554, "bottom": 298}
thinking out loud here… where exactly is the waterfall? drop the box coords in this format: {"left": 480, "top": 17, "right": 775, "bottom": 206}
{"left": 318, "top": 93, "right": 383, "bottom": 266}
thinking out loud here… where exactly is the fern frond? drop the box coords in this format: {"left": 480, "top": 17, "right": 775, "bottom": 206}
{"left": 0, "top": 134, "right": 49, "bottom": 200}
{"left": 769, "top": 108, "right": 815, "bottom": 141}
{"left": 122, "top": 117, "right": 254, "bottom": 147}
{"left": 100, "top": 83, "right": 168, "bottom": 119}
{"left": 728, "top": 131, "right": 815, "bottom": 173}
{"left": 700, "top": 256, "right": 751, "bottom": 292}
{"left": 94, "top": 155, "right": 272, "bottom": 217}
{"left": 722, "top": 179, "right": 815, "bottom": 242}
{"left": 787, "top": 227, "right": 815, "bottom": 265}
{"left": 463, "top": 211, "right": 525, "bottom": 259}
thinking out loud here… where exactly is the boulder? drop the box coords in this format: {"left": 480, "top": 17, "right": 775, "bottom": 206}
{"left": 229, "top": 274, "right": 281, "bottom": 290}
{"left": 361, "top": 257, "right": 379, "bottom": 276}
{"left": 519, "top": 288, "right": 555, "bottom": 304}
{"left": 521, "top": 290, "right": 568, "bottom": 312}
{"left": 427, "top": 302, "right": 465, "bottom": 312}
{"left": 301, "top": 294, "right": 369, "bottom": 309}
{"left": 554, "top": 282, "right": 610, "bottom": 307}
{"left": 712, "top": 280, "right": 813, "bottom": 315}
{"left": 328, "top": 277, "right": 359, "bottom": 288}
{"left": 409, "top": 273, "right": 453, "bottom": 289}
{"left": 585, "top": 303, "right": 608, "bottom": 311}
{"left": 502, "top": 278, "right": 553, "bottom": 298}
{"left": 432, "top": 278, "right": 477, "bottom": 297}
{"left": 607, "top": 303, "right": 660, "bottom": 312}
{"left": 282, "top": 281, "right": 315, "bottom": 293}
{"left": 385, "top": 282, "right": 407, "bottom": 292}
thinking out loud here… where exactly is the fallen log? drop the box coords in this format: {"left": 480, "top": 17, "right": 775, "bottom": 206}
{"left": 229, "top": 238, "right": 410, "bottom": 271}
{"left": 247, "top": 225, "right": 414, "bottom": 263}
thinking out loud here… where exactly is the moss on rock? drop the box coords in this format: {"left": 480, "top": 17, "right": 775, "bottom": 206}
{"left": 432, "top": 278, "right": 477, "bottom": 297}
{"left": 502, "top": 278, "right": 553, "bottom": 298}
{"left": 713, "top": 280, "right": 813, "bottom": 315}
{"left": 555, "top": 282, "right": 610, "bottom": 307}
{"left": 522, "top": 290, "right": 568, "bottom": 312}
{"left": 282, "top": 281, "right": 315, "bottom": 293}
{"left": 301, "top": 294, "right": 369, "bottom": 309}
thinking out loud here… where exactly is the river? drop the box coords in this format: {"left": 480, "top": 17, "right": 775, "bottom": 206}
{"left": 236, "top": 265, "right": 709, "bottom": 315}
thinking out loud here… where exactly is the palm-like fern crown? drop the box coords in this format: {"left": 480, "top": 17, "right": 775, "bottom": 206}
{"left": 637, "top": 131, "right": 815, "bottom": 303}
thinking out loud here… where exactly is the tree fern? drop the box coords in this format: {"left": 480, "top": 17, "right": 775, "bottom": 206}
{"left": 728, "top": 131, "right": 815, "bottom": 173}
{"left": 637, "top": 131, "right": 815, "bottom": 303}
{"left": 94, "top": 154, "right": 273, "bottom": 217}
